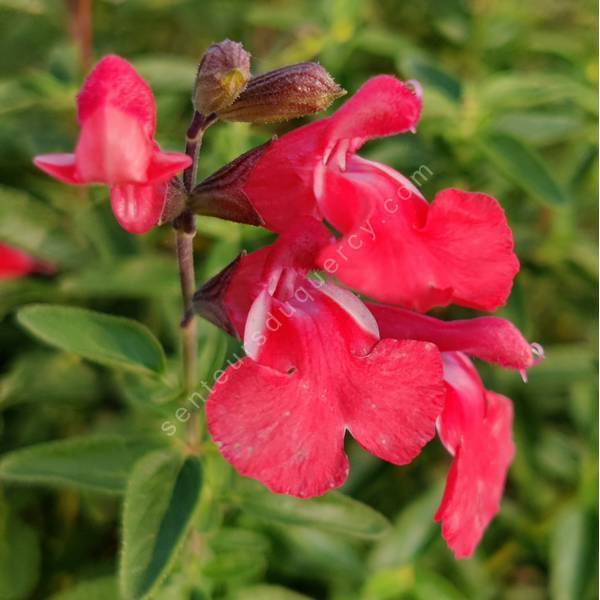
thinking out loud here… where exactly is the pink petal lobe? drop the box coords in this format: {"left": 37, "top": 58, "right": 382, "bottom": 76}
{"left": 33, "top": 154, "right": 79, "bottom": 184}
{"left": 322, "top": 75, "right": 423, "bottom": 152}
{"left": 110, "top": 182, "right": 166, "bottom": 234}
{"left": 77, "top": 55, "right": 156, "bottom": 136}
{"left": 343, "top": 338, "right": 445, "bottom": 465}
{"left": 207, "top": 357, "right": 350, "bottom": 498}
{"left": 435, "top": 391, "right": 515, "bottom": 559}
{"left": 317, "top": 163, "right": 519, "bottom": 311}
{"left": 368, "top": 304, "right": 534, "bottom": 370}
{"left": 146, "top": 151, "right": 193, "bottom": 184}
{"left": 422, "top": 188, "right": 520, "bottom": 312}
{"left": 75, "top": 106, "right": 153, "bottom": 184}
{"left": 438, "top": 352, "right": 487, "bottom": 455}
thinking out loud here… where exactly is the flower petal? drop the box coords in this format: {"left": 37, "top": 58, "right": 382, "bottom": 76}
{"left": 0, "top": 244, "right": 38, "bottom": 279}
{"left": 75, "top": 105, "right": 154, "bottom": 184}
{"left": 368, "top": 303, "right": 534, "bottom": 370}
{"left": 33, "top": 154, "right": 79, "bottom": 184}
{"left": 146, "top": 150, "right": 193, "bottom": 184}
{"left": 435, "top": 391, "right": 515, "bottom": 559}
{"left": 242, "top": 121, "right": 329, "bottom": 231}
{"left": 438, "top": 352, "right": 487, "bottom": 454}
{"left": 241, "top": 77, "right": 421, "bottom": 232}
{"left": 343, "top": 338, "right": 445, "bottom": 465}
{"left": 317, "top": 161, "right": 519, "bottom": 312}
{"left": 321, "top": 75, "right": 422, "bottom": 152}
{"left": 109, "top": 182, "right": 167, "bottom": 234}
{"left": 77, "top": 55, "right": 156, "bottom": 137}
{"left": 208, "top": 278, "right": 445, "bottom": 497}
{"left": 207, "top": 357, "right": 350, "bottom": 498}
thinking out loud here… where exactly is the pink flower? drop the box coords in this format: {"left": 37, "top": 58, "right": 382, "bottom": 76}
{"left": 436, "top": 352, "right": 515, "bottom": 559}
{"left": 203, "top": 219, "right": 446, "bottom": 498}
{"left": 33, "top": 55, "right": 191, "bottom": 234}
{"left": 0, "top": 244, "right": 53, "bottom": 279}
{"left": 368, "top": 303, "right": 543, "bottom": 557}
{"left": 235, "top": 76, "right": 518, "bottom": 311}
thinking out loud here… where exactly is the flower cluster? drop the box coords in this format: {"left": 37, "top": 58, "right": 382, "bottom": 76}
{"left": 31, "top": 46, "right": 542, "bottom": 559}
{"left": 191, "top": 65, "right": 543, "bottom": 558}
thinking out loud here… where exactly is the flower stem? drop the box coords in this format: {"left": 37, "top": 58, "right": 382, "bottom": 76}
{"left": 175, "top": 111, "right": 207, "bottom": 449}
{"left": 175, "top": 211, "right": 197, "bottom": 395}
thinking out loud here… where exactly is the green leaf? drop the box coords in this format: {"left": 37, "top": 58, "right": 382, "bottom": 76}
{"left": 49, "top": 576, "right": 118, "bottom": 600}
{"left": 238, "top": 484, "right": 390, "bottom": 539}
{"left": 549, "top": 504, "right": 595, "bottom": 600}
{"left": 0, "top": 435, "right": 166, "bottom": 494}
{"left": 17, "top": 304, "right": 166, "bottom": 374}
{"left": 479, "top": 133, "right": 569, "bottom": 206}
{"left": 0, "top": 512, "right": 40, "bottom": 600}
{"left": 401, "top": 56, "right": 462, "bottom": 102}
{"left": 60, "top": 255, "right": 179, "bottom": 299}
{"left": 233, "top": 585, "right": 312, "bottom": 600}
{"left": 120, "top": 451, "right": 203, "bottom": 600}
{"left": 369, "top": 484, "right": 441, "bottom": 568}
{"left": 0, "top": 185, "right": 83, "bottom": 266}
{"left": 0, "top": 350, "right": 100, "bottom": 409}
{"left": 491, "top": 111, "right": 585, "bottom": 146}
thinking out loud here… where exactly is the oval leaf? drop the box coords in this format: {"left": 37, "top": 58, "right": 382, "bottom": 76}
{"left": 120, "top": 451, "right": 203, "bottom": 600}
{"left": 239, "top": 485, "right": 390, "bottom": 539}
{"left": 17, "top": 304, "right": 166, "bottom": 374}
{"left": 0, "top": 435, "right": 166, "bottom": 494}
{"left": 479, "top": 133, "right": 569, "bottom": 206}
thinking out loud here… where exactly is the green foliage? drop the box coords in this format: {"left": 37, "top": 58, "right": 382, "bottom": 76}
{"left": 120, "top": 451, "right": 203, "bottom": 600}
{"left": 0, "top": 435, "right": 167, "bottom": 494}
{"left": 0, "top": 0, "right": 596, "bottom": 599}
{"left": 237, "top": 483, "right": 391, "bottom": 539}
{"left": 17, "top": 304, "right": 167, "bottom": 374}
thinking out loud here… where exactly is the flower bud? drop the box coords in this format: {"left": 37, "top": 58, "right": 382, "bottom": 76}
{"left": 218, "top": 62, "right": 345, "bottom": 124}
{"left": 189, "top": 140, "right": 272, "bottom": 226}
{"left": 191, "top": 253, "right": 244, "bottom": 337}
{"left": 193, "top": 40, "right": 251, "bottom": 114}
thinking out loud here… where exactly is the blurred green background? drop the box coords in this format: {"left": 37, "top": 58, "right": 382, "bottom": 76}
{"left": 0, "top": 1, "right": 597, "bottom": 599}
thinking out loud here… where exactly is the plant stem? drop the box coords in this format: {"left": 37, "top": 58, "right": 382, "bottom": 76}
{"left": 175, "top": 211, "right": 197, "bottom": 395}
{"left": 175, "top": 111, "right": 216, "bottom": 449}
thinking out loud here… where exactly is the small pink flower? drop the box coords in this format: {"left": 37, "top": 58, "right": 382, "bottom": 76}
{"left": 0, "top": 244, "right": 53, "bottom": 279}
{"left": 34, "top": 55, "right": 191, "bottom": 234}
{"left": 236, "top": 76, "right": 518, "bottom": 311}
{"left": 204, "top": 219, "right": 446, "bottom": 498}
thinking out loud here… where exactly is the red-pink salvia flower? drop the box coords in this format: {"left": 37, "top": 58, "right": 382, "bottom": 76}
{"left": 369, "top": 303, "right": 543, "bottom": 557}
{"left": 204, "top": 218, "right": 446, "bottom": 498}
{"left": 33, "top": 55, "right": 191, "bottom": 234}
{"left": 0, "top": 244, "right": 53, "bottom": 279}
{"left": 232, "top": 76, "right": 519, "bottom": 312}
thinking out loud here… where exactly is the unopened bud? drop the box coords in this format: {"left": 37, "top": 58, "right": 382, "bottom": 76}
{"left": 218, "top": 62, "right": 345, "bottom": 124}
{"left": 193, "top": 40, "right": 251, "bottom": 114}
{"left": 189, "top": 140, "right": 272, "bottom": 226}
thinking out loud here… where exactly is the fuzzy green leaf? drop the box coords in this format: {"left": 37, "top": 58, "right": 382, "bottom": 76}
{"left": 119, "top": 451, "right": 203, "bottom": 600}
{"left": 238, "top": 484, "right": 390, "bottom": 539}
{"left": 0, "top": 435, "right": 166, "bottom": 494}
{"left": 17, "top": 304, "right": 166, "bottom": 374}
